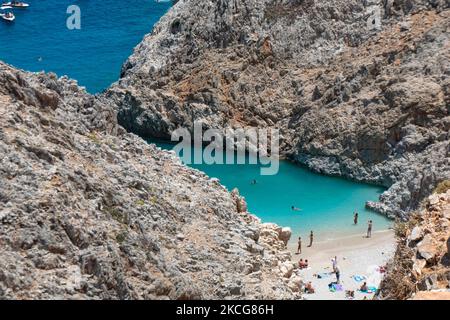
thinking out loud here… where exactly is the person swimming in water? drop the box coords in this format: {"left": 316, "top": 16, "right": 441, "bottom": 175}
{"left": 251, "top": 179, "right": 257, "bottom": 185}
{"left": 291, "top": 206, "right": 301, "bottom": 211}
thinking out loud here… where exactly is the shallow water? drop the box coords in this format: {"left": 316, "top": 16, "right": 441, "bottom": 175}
{"left": 0, "top": 0, "right": 171, "bottom": 93}
{"left": 153, "top": 140, "right": 392, "bottom": 241}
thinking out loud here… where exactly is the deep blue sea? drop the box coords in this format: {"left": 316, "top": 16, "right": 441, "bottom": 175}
{"left": 0, "top": 0, "right": 172, "bottom": 93}
{"left": 0, "top": 0, "right": 392, "bottom": 240}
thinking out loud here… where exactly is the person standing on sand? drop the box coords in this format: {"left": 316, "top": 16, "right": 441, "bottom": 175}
{"left": 308, "top": 231, "right": 314, "bottom": 247}
{"left": 367, "top": 220, "right": 373, "bottom": 238}
{"left": 354, "top": 212, "right": 358, "bottom": 225}
{"left": 335, "top": 265, "right": 341, "bottom": 284}
{"left": 296, "top": 237, "right": 302, "bottom": 254}
{"left": 332, "top": 256, "right": 338, "bottom": 272}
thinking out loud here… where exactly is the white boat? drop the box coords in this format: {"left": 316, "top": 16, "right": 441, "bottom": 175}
{"left": 1, "top": 1, "right": 29, "bottom": 8}
{"left": 0, "top": 12, "right": 15, "bottom": 21}
{"left": 0, "top": 5, "right": 12, "bottom": 9}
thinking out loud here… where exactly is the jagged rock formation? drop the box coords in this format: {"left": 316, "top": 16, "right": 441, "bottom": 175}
{"left": 379, "top": 184, "right": 450, "bottom": 300}
{"left": 0, "top": 63, "right": 301, "bottom": 299}
{"left": 1, "top": 0, "right": 449, "bottom": 301}
{"left": 105, "top": 0, "right": 449, "bottom": 219}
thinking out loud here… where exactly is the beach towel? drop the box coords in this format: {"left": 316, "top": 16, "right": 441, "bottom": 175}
{"left": 329, "top": 283, "right": 343, "bottom": 292}
{"left": 359, "top": 286, "right": 378, "bottom": 294}
{"left": 352, "top": 275, "right": 366, "bottom": 282}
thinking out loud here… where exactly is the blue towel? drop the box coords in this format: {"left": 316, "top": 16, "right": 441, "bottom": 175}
{"left": 352, "top": 275, "right": 366, "bottom": 282}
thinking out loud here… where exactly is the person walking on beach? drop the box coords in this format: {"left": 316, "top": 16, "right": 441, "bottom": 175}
{"left": 335, "top": 265, "right": 341, "bottom": 284}
{"left": 353, "top": 212, "right": 358, "bottom": 225}
{"left": 367, "top": 220, "right": 373, "bottom": 238}
{"left": 308, "top": 231, "right": 314, "bottom": 247}
{"left": 332, "top": 256, "right": 338, "bottom": 273}
{"left": 296, "top": 237, "right": 302, "bottom": 254}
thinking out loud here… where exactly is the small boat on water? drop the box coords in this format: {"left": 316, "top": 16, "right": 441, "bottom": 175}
{"left": 0, "top": 11, "right": 15, "bottom": 22}
{"left": 1, "top": 1, "right": 29, "bottom": 8}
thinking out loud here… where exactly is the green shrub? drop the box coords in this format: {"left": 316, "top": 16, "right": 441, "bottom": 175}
{"left": 116, "top": 231, "right": 127, "bottom": 244}
{"left": 434, "top": 180, "right": 450, "bottom": 194}
{"left": 87, "top": 132, "right": 101, "bottom": 145}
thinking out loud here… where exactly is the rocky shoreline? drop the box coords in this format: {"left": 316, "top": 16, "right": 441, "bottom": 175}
{"left": 379, "top": 187, "right": 450, "bottom": 299}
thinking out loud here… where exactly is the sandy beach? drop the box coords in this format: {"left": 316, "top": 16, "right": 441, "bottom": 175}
{"left": 288, "top": 229, "right": 396, "bottom": 300}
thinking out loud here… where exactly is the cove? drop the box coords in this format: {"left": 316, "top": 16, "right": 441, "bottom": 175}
{"left": 0, "top": 0, "right": 172, "bottom": 93}
{"left": 0, "top": 0, "right": 392, "bottom": 241}
{"left": 153, "top": 140, "right": 392, "bottom": 241}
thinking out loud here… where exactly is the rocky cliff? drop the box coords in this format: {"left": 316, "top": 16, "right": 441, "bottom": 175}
{"left": 0, "top": 62, "right": 301, "bottom": 299}
{"left": 105, "top": 0, "right": 449, "bottom": 219}
{"left": 379, "top": 183, "right": 450, "bottom": 299}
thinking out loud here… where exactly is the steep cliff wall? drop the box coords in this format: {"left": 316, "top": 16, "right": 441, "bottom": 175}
{"left": 379, "top": 183, "right": 450, "bottom": 299}
{"left": 0, "top": 62, "right": 300, "bottom": 299}
{"left": 105, "top": 0, "right": 449, "bottom": 219}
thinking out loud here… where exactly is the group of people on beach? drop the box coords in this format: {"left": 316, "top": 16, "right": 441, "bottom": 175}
{"left": 296, "top": 215, "right": 373, "bottom": 257}
{"left": 295, "top": 230, "right": 313, "bottom": 254}
{"left": 295, "top": 213, "right": 375, "bottom": 296}
{"left": 354, "top": 211, "right": 373, "bottom": 238}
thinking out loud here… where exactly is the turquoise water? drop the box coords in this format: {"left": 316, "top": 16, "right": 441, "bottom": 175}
{"left": 154, "top": 141, "right": 392, "bottom": 241}
{"left": 0, "top": 0, "right": 171, "bottom": 93}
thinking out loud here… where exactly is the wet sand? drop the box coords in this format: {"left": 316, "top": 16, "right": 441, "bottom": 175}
{"left": 288, "top": 229, "right": 396, "bottom": 300}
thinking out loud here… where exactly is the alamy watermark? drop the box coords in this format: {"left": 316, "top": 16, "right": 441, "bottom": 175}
{"left": 366, "top": 5, "right": 381, "bottom": 31}
{"left": 65, "top": 3, "right": 382, "bottom": 31}
{"left": 66, "top": 5, "right": 80, "bottom": 30}
{"left": 171, "top": 122, "right": 280, "bottom": 176}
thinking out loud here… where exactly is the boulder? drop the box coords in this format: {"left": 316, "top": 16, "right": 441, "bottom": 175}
{"left": 412, "top": 258, "right": 426, "bottom": 276}
{"left": 417, "top": 274, "right": 439, "bottom": 291}
{"left": 278, "top": 227, "right": 292, "bottom": 246}
{"left": 287, "top": 275, "right": 302, "bottom": 292}
{"left": 409, "top": 226, "right": 423, "bottom": 242}
{"left": 279, "top": 261, "right": 294, "bottom": 278}
{"left": 417, "top": 234, "right": 438, "bottom": 263}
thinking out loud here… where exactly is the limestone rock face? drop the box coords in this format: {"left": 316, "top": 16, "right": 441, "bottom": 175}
{"left": 409, "top": 226, "right": 424, "bottom": 242}
{"left": 105, "top": 0, "right": 450, "bottom": 220}
{"left": 279, "top": 227, "right": 292, "bottom": 246}
{"left": 417, "top": 234, "right": 438, "bottom": 262}
{"left": 0, "top": 62, "right": 300, "bottom": 300}
{"left": 380, "top": 190, "right": 450, "bottom": 299}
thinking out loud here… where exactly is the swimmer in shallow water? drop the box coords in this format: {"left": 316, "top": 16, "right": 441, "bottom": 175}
{"left": 251, "top": 179, "right": 257, "bottom": 185}
{"left": 291, "top": 206, "right": 301, "bottom": 211}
